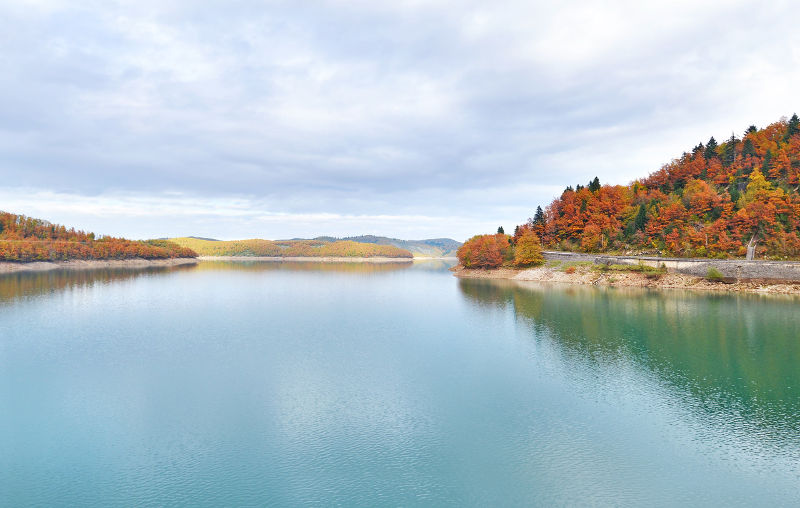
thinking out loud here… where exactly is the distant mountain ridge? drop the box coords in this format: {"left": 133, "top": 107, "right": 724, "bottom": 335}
{"left": 311, "top": 235, "right": 461, "bottom": 258}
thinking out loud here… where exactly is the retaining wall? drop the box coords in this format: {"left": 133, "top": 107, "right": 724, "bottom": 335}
{"left": 542, "top": 251, "right": 800, "bottom": 281}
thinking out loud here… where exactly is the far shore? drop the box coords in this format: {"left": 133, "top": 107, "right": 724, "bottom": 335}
{"left": 0, "top": 257, "right": 199, "bottom": 274}
{"left": 198, "top": 256, "right": 414, "bottom": 263}
{"left": 452, "top": 264, "right": 800, "bottom": 296}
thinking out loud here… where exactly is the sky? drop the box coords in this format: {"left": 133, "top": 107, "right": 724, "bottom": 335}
{"left": 1, "top": 0, "right": 799, "bottom": 241}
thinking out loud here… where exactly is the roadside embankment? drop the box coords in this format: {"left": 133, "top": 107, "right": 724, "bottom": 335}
{"left": 541, "top": 251, "right": 800, "bottom": 281}
{"left": 452, "top": 260, "right": 800, "bottom": 295}
{"left": 0, "top": 257, "right": 199, "bottom": 274}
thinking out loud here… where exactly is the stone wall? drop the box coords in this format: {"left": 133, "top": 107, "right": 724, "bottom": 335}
{"left": 542, "top": 251, "right": 800, "bottom": 281}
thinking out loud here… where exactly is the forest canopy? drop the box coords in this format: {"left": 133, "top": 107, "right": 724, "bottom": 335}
{"left": 513, "top": 114, "right": 800, "bottom": 260}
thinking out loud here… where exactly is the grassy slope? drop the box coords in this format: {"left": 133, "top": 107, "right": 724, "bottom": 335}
{"left": 170, "top": 237, "right": 413, "bottom": 258}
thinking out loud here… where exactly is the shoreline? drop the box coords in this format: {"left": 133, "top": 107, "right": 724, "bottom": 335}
{"left": 198, "top": 256, "right": 414, "bottom": 263}
{"left": 0, "top": 257, "right": 199, "bottom": 274}
{"left": 451, "top": 264, "right": 800, "bottom": 296}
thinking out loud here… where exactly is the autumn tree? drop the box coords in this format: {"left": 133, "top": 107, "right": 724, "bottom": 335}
{"left": 457, "top": 234, "right": 512, "bottom": 269}
{"left": 513, "top": 229, "right": 544, "bottom": 267}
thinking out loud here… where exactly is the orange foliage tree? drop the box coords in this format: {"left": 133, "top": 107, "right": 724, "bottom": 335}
{"left": 457, "top": 234, "right": 513, "bottom": 268}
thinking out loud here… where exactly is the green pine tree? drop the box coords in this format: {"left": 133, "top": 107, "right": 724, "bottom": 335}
{"left": 785, "top": 113, "right": 799, "bottom": 142}
{"left": 634, "top": 205, "right": 648, "bottom": 231}
{"left": 722, "top": 134, "right": 738, "bottom": 167}
{"left": 704, "top": 137, "right": 719, "bottom": 160}
{"left": 532, "top": 206, "right": 545, "bottom": 225}
{"left": 762, "top": 149, "right": 773, "bottom": 176}
{"left": 741, "top": 138, "right": 756, "bottom": 159}
{"left": 728, "top": 184, "right": 740, "bottom": 205}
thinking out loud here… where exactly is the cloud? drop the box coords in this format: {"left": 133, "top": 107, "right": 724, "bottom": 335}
{"left": 1, "top": 0, "right": 799, "bottom": 239}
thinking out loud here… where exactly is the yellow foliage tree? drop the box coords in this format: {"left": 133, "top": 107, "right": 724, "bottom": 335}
{"left": 513, "top": 230, "right": 545, "bottom": 267}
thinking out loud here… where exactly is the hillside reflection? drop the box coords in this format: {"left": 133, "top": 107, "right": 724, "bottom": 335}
{"left": 458, "top": 279, "right": 800, "bottom": 440}
{"left": 0, "top": 265, "right": 195, "bottom": 304}
{"left": 0, "top": 260, "right": 453, "bottom": 303}
{"left": 196, "top": 259, "right": 418, "bottom": 274}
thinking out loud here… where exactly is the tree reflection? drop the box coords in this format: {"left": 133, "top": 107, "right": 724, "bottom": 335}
{"left": 0, "top": 265, "right": 195, "bottom": 304}
{"left": 195, "top": 259, "right": 416, "bottom": 274}
{"left": 458, "top": 279, "right": 800, "bottom": 440}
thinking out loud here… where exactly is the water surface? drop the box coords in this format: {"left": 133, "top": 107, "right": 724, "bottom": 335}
{"left": 1, "top": 261, "right": 799, "bottom": 506}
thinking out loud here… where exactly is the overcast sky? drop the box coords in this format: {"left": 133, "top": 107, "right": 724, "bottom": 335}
{"left": 1, "top": 0, "right": 799, "bottom": 241}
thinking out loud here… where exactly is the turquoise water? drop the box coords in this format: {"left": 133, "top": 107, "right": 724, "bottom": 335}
{"left": 1, "top": 261, "right": 799, "bottom": 506}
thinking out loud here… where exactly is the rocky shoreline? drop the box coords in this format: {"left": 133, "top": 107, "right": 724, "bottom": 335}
{"left": 0, "top": 257, "right": 199, "bottom": 274}
{"left": 451, "top": 264, "right": 800, "bottom": 296}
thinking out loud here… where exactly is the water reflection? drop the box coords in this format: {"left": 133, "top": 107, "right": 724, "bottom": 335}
{"left": 0, "top": 260, "right": 454, "bottom": 304}
{"left": 0, "top": 265, "right": 196, "bottom": 304}
{"left": 195, "top": 259, "right": 454, "bottom": 274}
{"left": 458, "top": 279, "right": 800, "bottom": 443}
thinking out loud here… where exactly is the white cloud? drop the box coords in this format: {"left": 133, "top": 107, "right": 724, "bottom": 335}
{"left": 0, "top": 0, "right": 798, "bottom": 240}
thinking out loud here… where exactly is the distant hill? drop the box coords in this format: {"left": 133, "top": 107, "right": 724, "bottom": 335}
{"left": 347, "top": 236, "right": 461, "bottom": 257}
{"left": 311, "top": 235, "right": 461, "bottom": 258}
{"left": 170, "top": 237, "right": 412, "bottom": 258}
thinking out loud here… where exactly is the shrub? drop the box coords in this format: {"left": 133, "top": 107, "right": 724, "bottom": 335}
{"left": 706, "top": 267, "right": 725, "bottom": 281}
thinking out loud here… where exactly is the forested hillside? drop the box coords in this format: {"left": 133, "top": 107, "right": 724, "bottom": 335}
{"left": 170, "top": 237, "right": 413, "bottom": 258}
{"left": 515, "top": 114, "right": 800, "bottom": 259}
{"left": 0, "top": 212, "right": 197, "bottom": 261}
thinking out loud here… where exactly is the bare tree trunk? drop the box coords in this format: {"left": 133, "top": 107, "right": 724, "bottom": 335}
{"left": 746, "top": 233, "right": 758, "bottom": 261}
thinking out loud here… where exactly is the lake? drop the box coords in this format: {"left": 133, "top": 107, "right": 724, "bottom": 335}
{"left": 1, "top": 260, "right": 799, "bottom": 506}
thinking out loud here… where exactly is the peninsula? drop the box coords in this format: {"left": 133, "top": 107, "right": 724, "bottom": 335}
{"left": 454, "top": 114, "right": 800, "bottom": 294}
